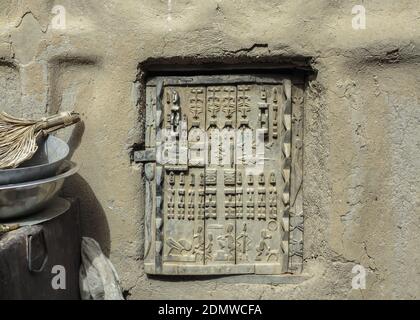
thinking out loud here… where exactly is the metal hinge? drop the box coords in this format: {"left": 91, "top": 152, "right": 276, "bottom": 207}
{"left": 133, "top": 148, "right": 156, "bottom": 163}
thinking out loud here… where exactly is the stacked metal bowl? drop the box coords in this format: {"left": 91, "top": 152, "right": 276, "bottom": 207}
{"left": 0, "top": 136, "right": 78, "bottom": 221}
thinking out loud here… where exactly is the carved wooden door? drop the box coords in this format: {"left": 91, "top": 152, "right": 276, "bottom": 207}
{"left": 141, "top": 74, "right": 304, "bottom": 275}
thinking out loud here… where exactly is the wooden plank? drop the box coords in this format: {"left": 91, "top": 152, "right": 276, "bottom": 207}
{"left": 145, "top": 263, "right": 254, "bottom": 275}
{"left": 147, "top": 74, "right": 305, "bottom": 86}
{"left": 289, "top": 84, "right": 304, "bottom": 273}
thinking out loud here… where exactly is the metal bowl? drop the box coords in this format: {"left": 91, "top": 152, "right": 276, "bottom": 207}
{"left": 0, "top": 161, "right": 78, "bottom": 221}
{"left": 0, "top": 135, "right": 69, "bottom": 185}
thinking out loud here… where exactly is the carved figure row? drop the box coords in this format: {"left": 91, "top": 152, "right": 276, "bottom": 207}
{"left": 165, "top": 221, "right": 280, "bottom": 263}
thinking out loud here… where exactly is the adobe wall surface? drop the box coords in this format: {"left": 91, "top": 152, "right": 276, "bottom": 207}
{"left": 0, "top": 0, "right": 418, "bottom": 299}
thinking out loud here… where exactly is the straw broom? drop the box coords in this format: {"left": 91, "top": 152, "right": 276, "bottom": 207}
{"left": 0, "top": 111, "right": 80, "bottom": 169}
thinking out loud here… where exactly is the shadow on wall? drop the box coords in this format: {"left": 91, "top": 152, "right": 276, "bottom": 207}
{"left": 66, "top": 120, "right": 85, "bottom": 160}
{"left": 61, "top": 121, "right": 111, "bottom": 256}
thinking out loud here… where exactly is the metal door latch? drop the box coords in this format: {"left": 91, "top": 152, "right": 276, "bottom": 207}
{"left": 133, "top": 148, "right": 156, "bottom": 163}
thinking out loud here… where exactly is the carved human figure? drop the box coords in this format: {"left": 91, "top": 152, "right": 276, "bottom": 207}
{"left": 166, "top": 237, "right": 192, "bottom": 257}
{"left": 192, "top": 226, "right": 205, "bottom": 262}
{"left": 236, "top": 224, "right": 251, "bottom": 262}
{"left": 217, "top": 224, "right": 235, "bottom": 261}
{"left": 205, "top": 233, "right": 214, "bottom": 261}
{"left": 170, "top": 89, "right": 181, "bottom": 135}
{"left": 255, "top": 229, "right": 272, "bottom": 261}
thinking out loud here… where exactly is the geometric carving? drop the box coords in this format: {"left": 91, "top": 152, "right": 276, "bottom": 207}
{"left": 224, "top": 169, "right": 235, "bottom": 185}
{"left": 246, "top": 175, "right": 255, "bottom": 220}
{"left": 237, "top": 85, "right": 251, "bottom": 122}
{"left": 236, "top": 171, "right": 243, "bottom": 185}
{"left": 268, "top": 187, "right": 277, "bottom": 220}
{"left": 177, "top": 189, "right": 185, "bottom": 220}
{"left": 236, "top": 188, "right": 243, "bottom": 219}
{"left": 205, "top": 189, "right": 217, "bottom": 219}
{"left": 207, "top": 87, "right": 221, "bottom": 126}
{"left": 187, "top": 190, "right": 195, "bottom": 220}
{"left": 167, "top": 172, "right": 175, "bottom": 220}
{"left": 272, "top": 87, "right": 280, "bottom": 139}
{"left": 282, "top": 80, "right": 293, "bottom": 272}
{"left": 221, "top": 87, "right": 236, "bottom": 122}
{"left": 177, "top": 173, "right": 186, "bottom": 219}
{"left": 289, "top": 85, "right": 304, "bottom": 273}
{"left": 205, "top": 169, "right": 217, "bottom": 185}
{"left": 190, "top": 88, "right": 204, "bottom": 124}
{"left": 268, "top": 172, "right": 277, "bottom": 219}
{"left": 197, "top": 190, "right": 205, "bottom": 220}
{"left": 257, "top": 173, "right": 266, "bottom": 220}
{"left": 246, "top": 187, "right": 255, "bottom": 220}
{"left": 224, "top": 189, "right": 236, "bottom": 219}
{"left": 258, "top": 88, "right": 269, "bottom": 136}
{"left": 257, "top": 188, "right": 267, "bottom": 220}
